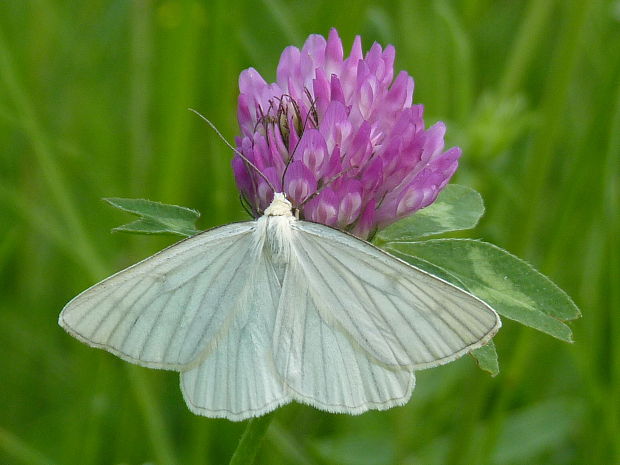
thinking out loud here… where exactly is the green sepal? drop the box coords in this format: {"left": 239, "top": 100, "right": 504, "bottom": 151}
{"left": 375, "top": 184, "right": 484, "bottom": 243}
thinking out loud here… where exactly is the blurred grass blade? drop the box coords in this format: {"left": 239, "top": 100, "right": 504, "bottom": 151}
{"left": 491, "top": 398, "right": 584, "bottom": 464}
{"left": 604, "top": 79, "right": 620, "bottom": 459}
{"left": 311, "top": 430, "right": 395, "bottom": 465}
{"left": 386, "top": 239, "right": 580, "bottom": 341}
{"left": 0, "top": 184, "right": 95, "bottom": 275}
{"left": 0, "top": 26, "right": 106, "bottom": 277}
{"left": 0, "top": 226, "right": 18, "bottom": 273}
{"left": 156, "top": 0, "right": 202, "bottom": 204}
{"left": 435, "top": 0, "right": 473, "bottom": 120}
{"left": 105, "top": 197, "right": 201, "bottom": 237}
{"left": 498, "top": 0, "right": 556, "bottom": 96}
{"left": 260, "top": 0, "right": 302, "bottom": 44}
{"left": 129, "top": 0, "right": 153, "bottom": 196}
{"left": 518, "top": 0, "right": 594, "bottom": 252}
{"left": 0, "top": 427, "right": 57, "bottom": 465}
{"left": 126, "top": 367, "right": 177, "bottom": 465}
{"left": 229, "top": 413, "right": 275, "bottom": 465}
{"left": 375, "top": 185, "right": 484, "bottom": 243}
{"left": 267, "top": 422, "right": 318, "bottom": 465}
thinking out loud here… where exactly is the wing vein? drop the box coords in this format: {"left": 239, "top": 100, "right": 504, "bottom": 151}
{"left": 177, "top": 243, "right": 256, "bottom": 362}
{"left": 86, "top": 275, "right": 155, "bottom": 338}
{"left": 293, "top": 236, "right": 401, "bottom": 365}
{"left": 304, "top": 237, "right": 411, "bottom": 364}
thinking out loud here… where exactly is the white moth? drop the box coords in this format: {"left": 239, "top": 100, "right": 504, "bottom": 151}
{"left": 59, "top": 193, "right": 500, "bottom": 421}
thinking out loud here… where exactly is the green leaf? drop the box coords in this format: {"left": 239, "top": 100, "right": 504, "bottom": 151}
{"left": 470, "top": 340, "right": 499, "bottom": 377}
{"left": 104, "top": 198, "right": 201, "bottom": 237}
{"left": 375, "top": 184, "right": 484, "bottom": 243}
{"left": 385, "top": 239, "right": 580, "bottom": 342}
{"left": 386, "top": 249, "right": 468, "bottom": 289}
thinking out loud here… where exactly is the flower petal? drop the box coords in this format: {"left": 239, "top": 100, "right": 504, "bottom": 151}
{"left": 351, "top": 198, "right": 376, "bottom": 239}
{"left": 284, "top": 161, "right": 317, "bottom": 205}
{"left": 256, "top": 167, "right": 281, "bottom": 212}
{"left": 235, "top": 29, "right": 461, "bottom": 237}
{"left": 325, "top": 28, "right": 344, "bottom": 76}
{"left": 295, "top": 128, "right": 330, "bottom": 176}
{"left": 232, "top": 155, "right": 255, "bottom": 204}
{"left": 320, "top": 101, "right": 352, "bottom": 154}
{"left": 336, "top": 179, "right": 364, "bottom": 226}
{"left": 277, "top": 46, "right": 302, "bottom": 94}
{"left": 305, "top": 187, "right": 339, "bottom": 227}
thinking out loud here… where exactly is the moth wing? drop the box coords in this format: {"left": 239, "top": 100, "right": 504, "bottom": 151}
{"left": 290, "top": 221, "right": 501, "bottom": 369}
{"left": 181, "top": 253, "right": 290, "bottom": 421}
{"left": 59, "top": 222, "right": 258, "bottom": 370}
{"left": 273, "top": 261, "right": 415, "bottom": 414}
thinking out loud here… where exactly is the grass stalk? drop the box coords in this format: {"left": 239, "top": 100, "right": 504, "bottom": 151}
{"left": 498, "top": 0, "right": 556, "bottom": 97}
{"left": 470, "top": 328, "right": 535, "bottom": 463}
{"left": 156, "top": 0, "right": 201, "bottom": 204}
{"left": 260, "top": 0, "right": 302, "bottom": 45}
{"left": 0, "top": 427, "right": 57, "bottom": 465}
{"left": 518, "top": 0, "right": 593, "bottom": 254}
{"left": 229, "top": 413, "right": 275, "bottom": 465}
{"left": 127, "top": 367, "right": 177, "bottom": 465}
{"left": 129, "top": 0, "right": 154, "bottom": 197}
{"left": 435, "top": 0, "right": 474, "bottom": 121}
{"left": 267, "top": 421, "right": 318, "bottom": 465}
{"left": 603, "top": 80, "right": 620, "bottom": 463}
{"left": 0, "top": 24, "right": 179, "bottom": 465}
{"left": 0, "top": 27, "right": 107, "bottom": 278}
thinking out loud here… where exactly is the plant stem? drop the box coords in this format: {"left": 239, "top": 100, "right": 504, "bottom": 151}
{"left": 229, "top": 413, "right": 275, "bottom": 465}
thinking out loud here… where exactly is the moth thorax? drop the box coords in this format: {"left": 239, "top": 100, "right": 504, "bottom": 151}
{"left": 264, "top": 215, "right": 293, "bottom": 263}
{"left": 264, "top": 193, "right": 293, "bottom": 217}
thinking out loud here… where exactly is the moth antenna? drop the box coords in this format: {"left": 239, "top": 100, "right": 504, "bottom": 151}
{"left": 280, "top": 92, "right": 319, "bottom": 188}
{"left": 188, "top": 108, "right": 276, "bottom": 194}
{"left": 297, "top": 166, "right": 355, "bottom": 209}
{"left": 288, "top": 91, "right": 318, "bottom": 160}
{"left": 365, "top": 228, "right": 378, "bottom": 242}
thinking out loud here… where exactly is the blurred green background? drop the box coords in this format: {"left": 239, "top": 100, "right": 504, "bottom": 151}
{"left": 1, "top": 0, "right": 618, "bottom": 464}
